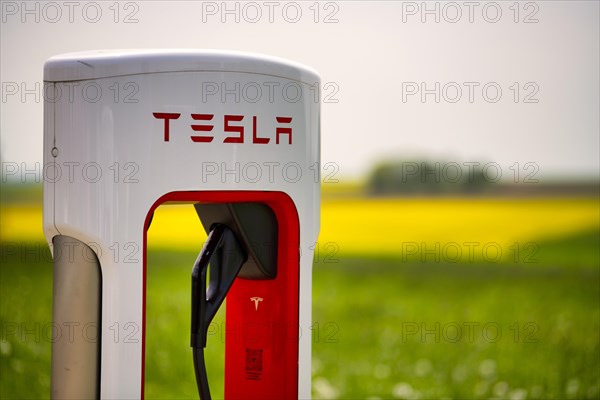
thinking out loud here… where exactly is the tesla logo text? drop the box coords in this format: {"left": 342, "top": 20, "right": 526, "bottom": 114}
{"left": 152, "top": 113, "right": 293, "bottom": 144}
{"left": 250, "top": 297, "right": 263, "bottom": 311}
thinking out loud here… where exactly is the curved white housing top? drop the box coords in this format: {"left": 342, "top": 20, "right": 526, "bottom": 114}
{"left": 44, "top": 49, "right": 320, "bottom": 84}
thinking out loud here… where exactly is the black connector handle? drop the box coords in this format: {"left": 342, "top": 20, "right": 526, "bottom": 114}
{"left": 191, "top": 224, "right": 247, "bottom": 399}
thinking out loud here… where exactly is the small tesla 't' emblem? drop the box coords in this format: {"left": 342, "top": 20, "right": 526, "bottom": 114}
{"left": 250, "top": 297, "right": 263, "bottom": 311}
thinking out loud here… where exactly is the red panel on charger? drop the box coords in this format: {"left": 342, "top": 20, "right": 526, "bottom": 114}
{"left": 143, "top": 191, "right": 299, "bottom": 400}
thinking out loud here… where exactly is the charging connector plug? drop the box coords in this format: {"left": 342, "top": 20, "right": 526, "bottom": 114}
{"left": 191, "top": 223, "right": 247, "bottom": 399}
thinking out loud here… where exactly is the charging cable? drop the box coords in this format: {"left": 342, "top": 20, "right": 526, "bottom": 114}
{"left": 191, "top": 224, "right": 247, "bottom": 400}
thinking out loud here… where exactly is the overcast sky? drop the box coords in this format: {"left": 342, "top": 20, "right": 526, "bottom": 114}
{"left": 1, "top": 1, "right": 598, "bottom": 180}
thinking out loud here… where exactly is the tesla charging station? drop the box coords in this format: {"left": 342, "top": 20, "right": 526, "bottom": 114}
{"left": 43, "top": 50, "right": 320, "bottom": 399}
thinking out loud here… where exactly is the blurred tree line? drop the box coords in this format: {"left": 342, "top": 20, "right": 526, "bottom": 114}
{"left": 367, "top": 160, "right": 491, "bottom": 195}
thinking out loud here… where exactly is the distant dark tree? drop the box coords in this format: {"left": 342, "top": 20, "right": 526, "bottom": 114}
{"left": 367, "top": 160, "right": 492, "bottom": 195}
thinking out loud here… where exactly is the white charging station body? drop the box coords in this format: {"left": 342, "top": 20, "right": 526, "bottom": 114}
{"left": 43, "top": 50, "right": 320, "bottom": 399}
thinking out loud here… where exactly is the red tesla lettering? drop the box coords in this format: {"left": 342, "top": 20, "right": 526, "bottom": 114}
{"left": 252, "top": 116, "right": 270, "bottom": 144}
{"left": 152, "top": 112, "right": 294, "bottom": 144}
{"left": 276, "top": 117, "right": 293, "bottom": 145}
{"left": 191, "top": 114, "right": 214, "bottom": 143}
{"left": 153, "top": 112, "right": 181, "bottom": 142}
{"left": 223, "top": 115, "right": 244, "bottom": 143}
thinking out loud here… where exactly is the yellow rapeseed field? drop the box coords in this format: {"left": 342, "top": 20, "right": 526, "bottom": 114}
{"left": 320, "top": 197, "right": 599, "bottom": 257}
{"left": 3, "top": 197, "right": 598, "bottom": 259}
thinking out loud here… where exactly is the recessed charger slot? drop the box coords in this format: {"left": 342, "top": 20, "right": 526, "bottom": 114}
{"left": 194, "top": 203, "right": 278, "bottom": 280}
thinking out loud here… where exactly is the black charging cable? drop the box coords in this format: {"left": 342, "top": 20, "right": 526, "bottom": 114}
{"left": 191, "top": 224, "right": 247, "bottom": 400}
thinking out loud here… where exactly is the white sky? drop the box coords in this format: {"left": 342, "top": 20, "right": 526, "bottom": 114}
{"left": 1, "top": 1, "right": 599, "bottom": 180}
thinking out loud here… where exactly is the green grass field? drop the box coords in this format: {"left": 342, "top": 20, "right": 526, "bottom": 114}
{"left": 1, "top": 194, "right": 599, "bottom": 399}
